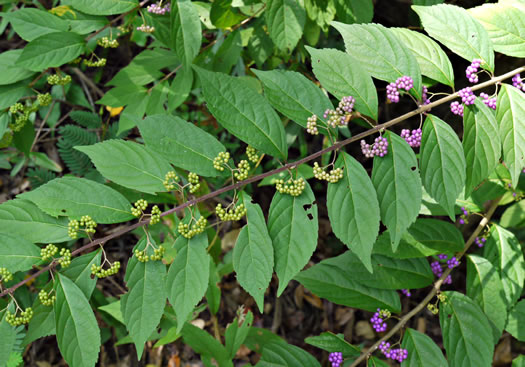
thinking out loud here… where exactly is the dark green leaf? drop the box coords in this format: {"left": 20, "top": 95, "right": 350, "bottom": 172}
{"left": 23, "top": 298, "right": 55, "bottom": 346}
{"left": 182, "top": 322, "right": 233, "bottom": 367}
{"left": 265, "top": 0, "right": 306, "bottom": 53}
{"left": 225, "top": 311, "right": 253, "bottom": 358}
{"left": 0, "top": 233, "right": 40, "bottom": 273}
{"left": 210, "top": 0, "right": 245, "bottom": 29}
{"left": 333, "top": 0, "right": 373, "bottom": 24}
{"left": 0, "top": 50, "right": 35, "bottom": 85}
{"left": 62, "top": 0, "right": 138, "bottom": 15}
{"left": 305, "top": 332, "right": 360, "bottom": 358}
{"left": 4, "top": 8, "right": 69, "bottom": 41}
{"left": 257, "top": 342, "right": 321, "bottom": 367}
{"left": 401, "top": 328, "right": 447, "bottom": 367}
{"left": 61, "top": 251, "right": 101, "bottom": 299}
{"left": 171, "top": 0, "right": 202, "bottom": 64}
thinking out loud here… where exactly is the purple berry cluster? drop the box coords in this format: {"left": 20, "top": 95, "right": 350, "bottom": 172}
{"left": 378, "top": 342, "right": 408, "bottom": 363}
{"left": 361, "top": 137, "right": 388, "bottom": 158}
{"left": 421, "top": 85, "right": 430, "bottom": 105}
{"left": 447, "top": 256, "right": 459, "bottom": 269}
{"left": 370, "top": 308, "right": 388, "bottom": 332}
{"left": 147, "top": 1, "right": 170, "bottom": 14}
{"left": 480, "top": 93, "right": 497, "bottom": 110}
{"left": 475, "top": 237, "right": 487, "bottom": 248}
{"left": 323, "top": 96, "right": 356, "bottom": 128}
{"left": 387, "top": 76, "right": 414, "bottom": 103}
{"left": 401, "top": 289, "right": 411, "bottom": 297}
{"left": 466, "top": 59, "right": 482, "bottom": 83}
{"left": 431, "top": 261, "right": 452, "bottom": 284}
{"left": 512, "top": 74, "right": 525, "bottom": 92}
{"left": 400, "top": 128, "right": 422, "bottom": 148}
{"left": 459, "top": 207, "right": 468, "bottom": 225}
{"left": 438, "top": 254, "right": 448, "bottom": 260}
{"left": 458, "top": 87, "right": 476, "bottom": 105}
{"left": 328, "top": 352, "right": 343, "bottom": 367}
{"left": 450, "top": 101, "right": 464, "bottom": 117}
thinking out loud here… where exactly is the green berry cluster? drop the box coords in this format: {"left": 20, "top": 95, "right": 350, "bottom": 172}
{"left": 9, "top": 102, "right": 36, "bottom": 132}
{"left": 37, "top": 93, "right": 52, "bottom": 107}
{"left": 38, "top": 290, "right": 56, "bottom": 306}
{"left": 132, "top": 199, "right": 148, "bottom": 217}
{"left": 0, "top": 267, "right": 13, "bottom": 283}
{"left": 135, "top": 246, "right": 165, "bottom": 262}
{"left": 427, "top": 303, "right": 439, "bottom": 315}
{"left": 83, "top": 58, "right": 106, "bottom": 67}
{"left": 58, "top": 248, "right": 71, "bottom": 268}
{"left": 234, "top": 160, "right": 250, "bottom": 180}
{"left": 80, "top": 215, "right": 97, "bottom": 235}
{"left": 188, "top": 172, "right": 200, "bottom": 193}
{"left": 246, "top": 146, "right": 259, "bottom": 163}
{"left": 275, "top": 178, "right": 305, "bottom": 197}
{"left": 91, "top": 261, "right": 120, "bottom": 278}
{"left": 313, "top": 162, "right": 344, "bottom": 183}
{"left": 0, "top": 131, "right": 13, "bottom": 148}
{"left": 163, "top": 171, "right": 179, "bottom": 190}
{"left": 68, "top": 219, "right": 79, "bottom": 239}
{"left": 178, "top": 216, "right": 207, "bottom": 239}
{"left": 379, "top": 309, "right": 391, "bottom": 319}
{"left": 215, "top": 203, "right": 246, "bottom": 221}
{"left": 5, "top": 308, "right": 33, "bottom": 326}
{"left": 97, "top": 36, "right": 119, "bottom": 48}
{"left": 41, "top": 244, "right": 58, "bottom": 261}
{"left": 213, "top": 152, "right": 230, "bottom": 171}
{"left": 47, "top": 74, "right": 71, "bottom": 85}
{"left": 150, "top": 205, "right": 161, "bottom": 225}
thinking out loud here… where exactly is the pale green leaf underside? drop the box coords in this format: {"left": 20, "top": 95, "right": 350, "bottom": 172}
{"left": 332, "top": 22, "right": 422, "bottom": 99}
{"left": 470, "top": 4, "right": 525, "bottom": 58}
{"left": 413, "top": 4, "right": 494, "bottom": 71}
{"left": 0, "top": 199, "right": 69, "bottom": 243}
{"left": 19, "top": 176, "right": 133, "bottom": 223}
{"left": 267, "top": 180, "right": 318, "bottom": 296}
{"left": 62, "top": 0, "right": 138, "bottom": 15}
{"left": 77, "top": 139, "right": 173, "bottom": 194}
{"left": 391, "top": 28, "right": 454, "bottom": 87}
{"left": 463, "top": 99, "right": 501, "bottom": 196}
{"left": 234, "top": 193, "right": 274, "bottom": 312}
{"left": 17, "top": 32, "right": 86, "bottom": 72}
{"left": 372, "top": 132, "right": 422, "bottom": 248}
{"left": 327, "top": 152, "right": 380, "bottom": 272}
{"left": 439, "top": 291, "right": 494, "bottom": 367}
{"left": 307, "top": 47, "right": 378, "bottom": 120}
{"left": 55, "top": 274, "right": 101, "bottom": 367}
{"left": 420, "top": 114, "right": 466, "bottom": 220}
{"left": 265, "top": 0, "right": 306, "bottom": 52}
{"left": 194, "top": 66, "right": 287, "bottom": 159}
{"left": 496, "top": 84, "right": 525, "bottom": 187}
{"left": 0, "top": 233, "right": 40, "bottom": 273}
{"left": 139, "top": 114, "right": 227, "bottom": 178}
{"left": 401, "top": 328, "right": 448, "bottom": 367}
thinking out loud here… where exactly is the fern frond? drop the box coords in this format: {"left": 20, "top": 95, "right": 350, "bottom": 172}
{"left": 105, "top": 122, "right": 130, "bottom": 140}
{"left": 57, "top": 125, "right": 97, "bottom": 175}
{"left": 6, "top": 352, "right": 23, "bottom": 367}
{"left": 26, "top": 168, "right": 57, "bottom": 189}
{"left": 69, "top": 110, "right": 101, "bottom": 128}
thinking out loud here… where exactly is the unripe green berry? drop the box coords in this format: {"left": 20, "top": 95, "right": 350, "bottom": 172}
{"left": 0, "top": 267, "right": 13, "bottom": 282}
{"left": 41, "top": 244, "right": 58, "bottom": 261}
{"left": 58, "top": 248, "right": 71, "bottom": 268}
{"left": 246, "top": 146, "right": 259, "bottom": 163}
{"left": 213, "top": 151, "right": 230, "bottom": 171}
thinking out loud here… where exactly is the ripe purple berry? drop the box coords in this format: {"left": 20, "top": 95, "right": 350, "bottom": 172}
{"left": 450, "top": 101, "right": 464, "bottom": 117}
{"left": 466, "top": 59, "right": 482, "bottom": 83}
{"left": 401, "top": 289, "right": 411, "bottom": 297}
{"left": 370, "top": 308, "right": 388, "bottom": 332}
{"left": 512, "top": 73, "right": 525, "bottom": 92}
{"left": 480, "top": 92, "right": 496, "bottom": 110}
{"left": 400, "top": 128, "right": 422, "bottom": 148}
{"left": 361, "top": 136, "right": 388, "bottom": 158}
{"left": 328, "top": 352, "right": 343, "bottom": 367}
{"left": 458, "top": 87, "right": 475, "bottom": 105}
{"left": 447, "top": 257, "right": 459, "bottom": 269}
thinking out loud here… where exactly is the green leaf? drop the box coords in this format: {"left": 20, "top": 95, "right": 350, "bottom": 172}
{"left": 252, "top": 69, "right": 333, "bottom": 131}
{"left": 265, "top": 0, "right": 306, "bottom": 53}
{"left": 0, "top": 50, "right": 34, "bottom": 85}
{"left": 0, "top": 233, "right": 40, "bottom": 273}
{"left": 327, "top": 152, "right": 380, "bottom": 272}
{"left": 225, "top": 311, "right": 253, "bottom": 358}
{"left": 295, "top": 258, "right": 401, "bottom": 312}
{"left": 4, "top": 8, "right": 69, "bottom": 41}
{"left": 244, "top": 327, "right": 286, "bottom": 354}
{"left": 23, "top": 298, "right": 55, "bottom": 346}
{"left": 98, "top": 301, "right": 124, "bottom": 324}
{"left": 463, "top": 98, "right": 501, "bottom": 196}
{"left": 307, "top": 47, "right": 378, "bottom": 120}
{"left": 234, "top": 193, "right": 274, "bottom": 312}
{"left": 501, "top": 200, "right": 525, "bottom": 228}
{"left": 439, "top": 291, "right": 494, "bottom": 366}
{"left": 483, "top": 224, "right": 525, "bottom": 308}
{"left": 506, "top": 300, "right": 525, "bottom": 342}
{"left": 182, "top": 323, "right": 233, "bottom": 367}
{"left": 19, "top": 176, "right": 133, "bottom": 223}
{"left": 267, "top": 180, "right": 318, "bottom": 296}
{"left": 412, "top": 4, "right": 494, "bottom": 71}
{"left": 466, "top": 254, "right": 507, "bottom": 342}
{"left": 391, "top": 28, "right": 454, "bottom": 87}
{"left": 470, "top": 4, "right": 525, "bottom": 58}
{"left": 138, "top": 115, "right": 226, "bottom": 177}
{"left": 0, "top": 321, "right": 18, "bottom": 367}
{"left": 61, "top": 251, "right": 101, "bottom": 299}
{"left": 54, "top": 274, "right": 101, "bottom": 367}
{"left": 372, "top": 132, "right": 422, "bottom": 248}
{"left": 513, "top": 355, "right": 525, "bottom": 367}
{"left": 121, "top": 237, "right": 167, "bottom": 359}
{"left": 62, "top": 0, "right": 138, "bottom": 15}
{"left": 304, "top": 332, "right": 360, "bottom": 358}
{"left": 16, "top": 32, "right": 86, "bottom": 72}
{"left": 496, "top": 84, "right": 525, "bottom": 187}
{"left": 404, "top": 219, "right": 464, "bottom": 253}
{"left": 401, "top": 328, "right": 447, "bottom": 367}
{"left": 167, "top": 65, "right": 193, "bottom": 111}
{"left": 194, "top": 66, "right": 287, "bottom": 160}
{"left": 167, "top": 234, "right": 210, "bottom": 333}
{"left": 0, "top": 81, "right": 32, "bottom": 110}
{"left": 420, "top": 114, "right": 466, "bottom": 220}
{"left": 62, "top": 12, "right": 108, "bottom": 35}
{"left": 332, "top": 22, "right": 422, "bottom": 99}
{"left": 333, "top": 0, "right": 373, "bottom": 24}
{"left": 171, "top": 0, "right": 202, "bottom": 64}
{"left": 257, "top": 342, "right": 321, "bottom": 367}
{"left": 76, "top": 140, "right": 173, "bottom": 194}
{"left": 97, "top": 84, "right": 147, "bottom": 108}
{"left": 0, "top": 199, "right": 69, "bottom": 243}
{"left": 372, "top": 230, "right": 441, "bottom": 259}
{"left": 210, "top": 0, "right": 245, "bottom": 29}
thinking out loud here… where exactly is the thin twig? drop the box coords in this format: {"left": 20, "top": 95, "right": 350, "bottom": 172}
{"left": 1, "top": 65, "right": 523, "bottom": 299}
{"left": 30, "top": 100, "right": 56, "bottom": 152}
{"left": 70, "top": 68, "right": 105, "bottom": 98}
{"left": 349, "top": 197, "right": 502, "bottom": 367}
